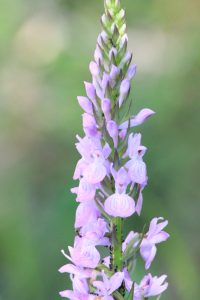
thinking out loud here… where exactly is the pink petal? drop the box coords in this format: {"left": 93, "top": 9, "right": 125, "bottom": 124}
{"left": 83, "top": 161, "right": 107, "bottom": 184}
{"left": 109, "top": 272, "right": 124, "bottom": 294}
{"left": 77, "top": 96, "right": 93, "bottom": 114}
{"left": 84, "top": 82, "right": 96, "bottom": 101}
{"left": 136, "top": 192, "right": 143, "bottom": 216}
{"left": 119, "top": 108, "right": 155, "bottom": 130}
{"left": 104, "top": 193, "right": 135, "bottom": 218}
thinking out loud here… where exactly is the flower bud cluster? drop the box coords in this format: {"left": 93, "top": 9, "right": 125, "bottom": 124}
{"left": 59, "top": 1, "right": 169, "bottom": 299}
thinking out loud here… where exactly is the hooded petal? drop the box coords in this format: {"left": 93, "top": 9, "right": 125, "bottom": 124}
{"left": 76, "top": 178, "right": 96, "bottom": 202}
{"left": 104, "top": 193, "right": 135, "bottom": 217}
{"left": 75, "top": 202, "right": 100, "bottom": 228}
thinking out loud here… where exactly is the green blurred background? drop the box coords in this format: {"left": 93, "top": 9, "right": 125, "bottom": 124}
{"left": 0, "top": 0, "right": 200, "bottom": 299}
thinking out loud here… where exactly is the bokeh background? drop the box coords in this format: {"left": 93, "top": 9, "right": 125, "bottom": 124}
{"left": 0, "top": 0, "right": 200, "bottom": 299}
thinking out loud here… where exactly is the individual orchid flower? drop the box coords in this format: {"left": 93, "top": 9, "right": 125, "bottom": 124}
{"left": 93, "top": 271, "right": 124, "bottom": 300}
{"left": 71, "top": 178, "right": 96, "bottom": 203}
{"left": 104, "top": 167, "right": 135, "bottom": 217}
{"left": 80, "top": 218, "right": 109, "bottom": 246}
{"left": 75, "top": 200, "right": 100, "bottom": 228}
{"left": 63, "top": 236, "right": 101, "bottom": 269}
{"left": 60, "top": 276, "right": 95, "bottom": 299}
{"left": 140, "top": 217, "right": 170, "bottom": 269}
{"left": 125, "top": 133, "right": 148, "bottom": 186}
{"left": 134, "top": 274, "right": 168, "bottom": 300}
{"left": 119, "top": 108, "right": 156, "bottom": 130}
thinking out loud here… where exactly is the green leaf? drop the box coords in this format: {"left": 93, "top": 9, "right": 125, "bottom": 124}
{"left": 126, "top": 283, "right": 135, "bottom": 300}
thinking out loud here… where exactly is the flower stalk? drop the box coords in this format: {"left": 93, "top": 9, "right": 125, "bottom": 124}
{"left": 59, "top": 1, "right": 170, "bottom": 299}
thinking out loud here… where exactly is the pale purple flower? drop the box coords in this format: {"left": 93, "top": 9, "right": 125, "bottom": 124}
{"left": 89, "top": 61, "right": 100, "bottom": 76}
{"left": 134, "top": 274, "right": 168, "bottom": 299}
{"left": 111, "top": 166, "right": 130, "bottom": 193}
{"left": 135, "top": 189, "right": 143, "bottom": 215}
{"left": 77, "top": 96, "right": 93, "bottom": 114}
{"left": 84, "top": 82, "right": 96, "bottom": 101}
{"left": 75, "top": 201, "right": 100, "bottom": 228}
{"left": 94, "top": 45, "right": 103, "bottom": 65}
{"left": 125, "top": 133, "right": 148, "bottom": 185}
{"left": 93, "top": 271, "right": 124, "bottom": 299}
{"left": 127, "top": 64, "right": 137, "bottom": 80}
{"left": 102, "top": 98, "right": 111, "bottom": 121}
{"left": 74, "top": 135, "right": 110, "bottom": 184}
{"left": 71, "top": 178, "right": 96, "bottom": 203}
{"left": 60, "top": 276, "right": 95, "bottom": 299}
{"left": 104, "top": 193, "right": 135, "bottom": 218}
{"left": 107, "top": 120, "right": 118, "bottom": 148}
{"left": 80, "top": 218, "right": 109, "bottom": 246}
{"left": 104, "top": 166, "right": 135, "bottom": 217}
{"left": 119, "top": 108, "right": 155, "bottom": 130}
{"left": 82, "top": 113, "right": 98, "bottom": 137}
{"left": 83, "top": 152, "right": 107, "bottom": 184}
{"left": 59, "top": 263, "right": 92, "bottom": 279}
{"left": 140, "top": 218, "right": 170, "bottom": 269}
{"left": 66, "top": 236, "right": 101, "bottom": 269}
{"left": 122, "top": 231, "right": 139, "bottom": 252}
{"left": 119, "top": 79, "right": 130, "bottom": 107}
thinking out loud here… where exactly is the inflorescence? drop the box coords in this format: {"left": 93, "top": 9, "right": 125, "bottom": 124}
{"left": 59, "top": 1, "right": 169, "bottom": 299}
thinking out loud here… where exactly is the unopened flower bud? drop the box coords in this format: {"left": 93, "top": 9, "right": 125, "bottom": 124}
{"left": 107, "top": 120, "right": 118, "bottom": 148}
{"left": 119, "top": 79, "right": 130, "bottom": 107}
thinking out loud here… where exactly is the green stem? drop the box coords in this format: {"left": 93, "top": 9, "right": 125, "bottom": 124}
{"left": 112, "top": 217, "right": 123, "bottom": 271}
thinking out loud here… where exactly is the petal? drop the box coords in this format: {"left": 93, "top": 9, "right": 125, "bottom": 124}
{"left": 71, "top": 244, "right": 100, "bottom": 269}
{"left": 150, "top": 232, "right": 170, "bottom": 244}
{"left": 83, "top": 161, "right": 107, "bottom": 184}
{"left": 77, "top": 178, "right": 96, "bottom": 202}
{"left": 89, "top": 61, "right": 99, "bottom": 76}
{"left": 75, "top": 202, "right": 99, "bottom": 228}
{"left": 127, "top": 64, "right": 137, "bottom": 80}
{"left": 77, "top": 96, "right": 93, "bottom": 114}
{"left": 84, "top": 82, "right": 96, "bottom": 101}
{"left": 59, "top": 290, "right": 78, "bottom": 300}
{"left": 109, "top": 272, "right": 124, "bottom": 294}
{"left": 104, "top": 193, "right": 135, "bottom": 218}
{"left": 93, "top": 280, "right": 106, "bottom": 294}
{"left": 123, "top": 268, "right": 133, "bottom": 291}
{"left": 140, "top": 240, "right": 157, "bottom": 269}
{"left": 128, "top": 133, "right": 141, "bottom": 158}
{"left": 119, "top": 108, "right": 155, "bottom": 130}
{"left": 128, "top": 159, "right": 147, "bottom": 185}
{"left": 136, "top": 192, "right": 143, "bottom": 216}
{"left": 58, "top": 264, "right": 91, "bottom": 278}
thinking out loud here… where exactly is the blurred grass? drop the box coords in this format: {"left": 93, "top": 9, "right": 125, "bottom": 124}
{"left": 0, "top": 0, "right": 200, "bottom": 299}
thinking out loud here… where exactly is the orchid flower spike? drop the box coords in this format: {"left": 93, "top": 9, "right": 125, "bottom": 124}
{"left": 59, "top": 1, "right": 169, "bottom": 299}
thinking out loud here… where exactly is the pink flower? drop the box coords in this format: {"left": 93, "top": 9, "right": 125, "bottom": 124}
{"left": 125, "top": 133, "right": 148, "bottom": 186}
{"left": 140, "top": 217, "right": 170, "bottom": 269}
{"left": 104, "top": 167, "right": 135, "bottom": 217}
{"left": 64, "top": 236, "right": 101, "bottom": 269}
{"left": 134, "top": 273, "right": 168, "bottom": 299}
{"left": 119, "top": 108, "right": 155, "bottom": 130}
{"left": 104, "top": 193, "right": 135, "bottom": 218}
{"left": 93, "top": 271, "right": 124, "bottom": 299}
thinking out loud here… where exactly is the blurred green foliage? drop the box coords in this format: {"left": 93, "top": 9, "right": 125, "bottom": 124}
{"left": 0, "top": 0, "right": 200, "bottom": 299}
